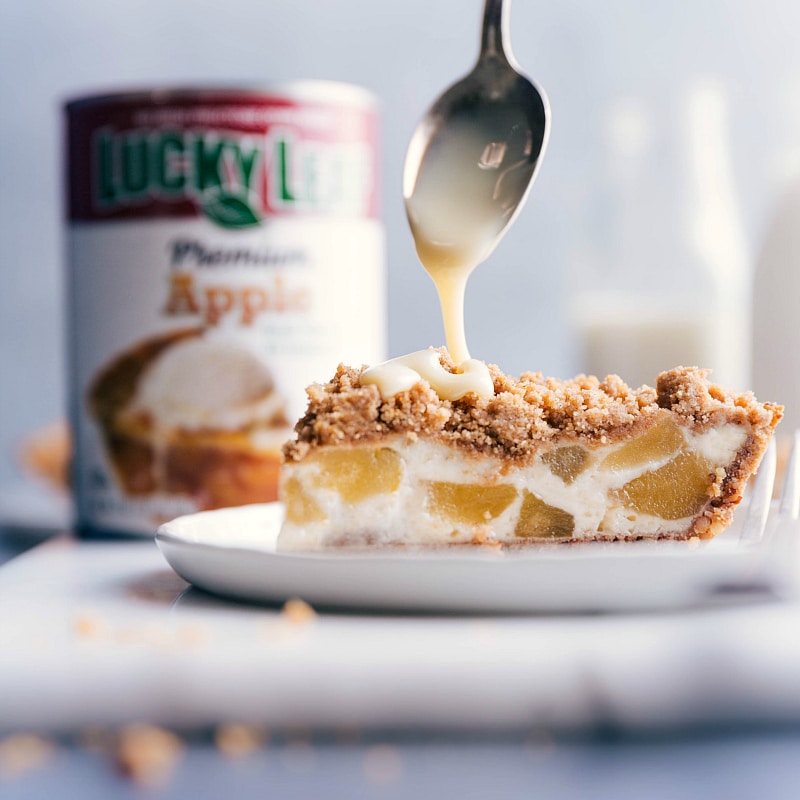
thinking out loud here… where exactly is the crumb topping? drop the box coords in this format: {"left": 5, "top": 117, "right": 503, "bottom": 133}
{"left": 283, "top": 349, "right": 782, "bottom": 462}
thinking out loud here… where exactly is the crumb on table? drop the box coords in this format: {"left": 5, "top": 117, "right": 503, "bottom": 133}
{"left": 281, "top": 598, "right": 317, "bottom": 625}
{"left": 114, "top": 724, "right": 184, "bottom": 787}
{"left": 0, "top": 734, "right": 55, "bottom": 779}
{"left": 214, "top": 724, "right": 268, "bottom": 758}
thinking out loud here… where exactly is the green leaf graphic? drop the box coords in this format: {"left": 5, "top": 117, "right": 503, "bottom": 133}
{"left": 200, "top": 191, "right": 261, "bottom": 229}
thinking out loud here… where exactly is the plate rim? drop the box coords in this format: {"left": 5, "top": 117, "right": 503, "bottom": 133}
{"left": 154, "top": 502, "right": 785, "bottom": 612}
{"left": 155, "top": 501, "right": 751, "bottom": 565}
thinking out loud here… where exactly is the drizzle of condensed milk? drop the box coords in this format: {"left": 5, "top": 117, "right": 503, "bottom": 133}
{"left": 405, "top": 116, "right": 537, "bottom": 364}
{"left": 366, "top": 100, "right": 536, "bottom": 401}
{"left": 361, "top": 349, "right": 494, "bottom": 401}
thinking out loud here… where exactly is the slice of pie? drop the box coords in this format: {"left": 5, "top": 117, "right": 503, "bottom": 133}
{"left": 277, "top": 349, "right": 781, "bottom": 550}
{"left": 89, "top": 328, "right": 292, "bottom": 511}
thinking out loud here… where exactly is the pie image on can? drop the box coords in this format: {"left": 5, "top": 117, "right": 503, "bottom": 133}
{"left": 88, "top": 328, "right": 291, "bottom": 511}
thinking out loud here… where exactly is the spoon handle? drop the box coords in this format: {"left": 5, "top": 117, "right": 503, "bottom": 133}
{"left": 480, "top": 0, "right": 512, "bottom": 63}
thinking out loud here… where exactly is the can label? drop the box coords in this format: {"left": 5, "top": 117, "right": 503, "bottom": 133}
{"left": 66, "top": 87, "right": 385, "bottom": 534}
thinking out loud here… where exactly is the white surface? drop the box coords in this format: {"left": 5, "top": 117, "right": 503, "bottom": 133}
{"left": 156, "top": 502, "right": 800, "bottom": 613}
{"left": 5, "top": 538, "right": 800, "bottom": 734}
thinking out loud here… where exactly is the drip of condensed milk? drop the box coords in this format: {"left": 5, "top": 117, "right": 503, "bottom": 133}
{"left": 366, "top": 91, "right": 537, "bottom": 401}
{"left": 361, "top": 349, "right": 494, "bottom": 401}
{"left": 405, "top": 116, "right": 536, "bottom": 364}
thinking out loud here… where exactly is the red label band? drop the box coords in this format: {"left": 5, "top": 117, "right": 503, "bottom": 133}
{"left": 66, "top": 90, "right": 380, "bottom": 224}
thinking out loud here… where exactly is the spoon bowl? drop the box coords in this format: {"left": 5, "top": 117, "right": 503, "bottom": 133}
{"left": 403, "top": 0, "right": 550, "bottom": 273}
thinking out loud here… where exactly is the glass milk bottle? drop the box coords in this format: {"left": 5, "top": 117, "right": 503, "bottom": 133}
{"left": 753, "top": 171, "right": 800, "bottom": 434}
{"left": 570, "top": 79, "right": 751, "bottom": 391}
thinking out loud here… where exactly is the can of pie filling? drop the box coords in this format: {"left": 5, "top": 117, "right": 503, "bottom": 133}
{"left": 65, "top": 84, "right": 386, "bottom": 536}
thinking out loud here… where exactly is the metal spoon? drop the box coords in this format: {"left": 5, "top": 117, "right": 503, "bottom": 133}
{"left": 403, "top": 0, "right": 551, "bottom": 275}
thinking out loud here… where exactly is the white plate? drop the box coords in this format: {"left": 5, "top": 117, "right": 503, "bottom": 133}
{"left": 156, "top": 502, "right": 800, "bottom": 613}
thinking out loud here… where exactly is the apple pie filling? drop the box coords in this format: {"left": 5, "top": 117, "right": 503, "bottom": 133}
{"left": 277, "top": 414, "right": 749, "bottom": 550}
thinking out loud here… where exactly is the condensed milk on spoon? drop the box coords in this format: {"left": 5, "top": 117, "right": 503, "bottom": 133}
{"left": 405, "top": 120, "right": 530, "bottom": 365}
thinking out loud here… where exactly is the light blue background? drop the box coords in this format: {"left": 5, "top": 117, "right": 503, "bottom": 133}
{"left": 2, "top": 0, "right": 799, "bottom": 494}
